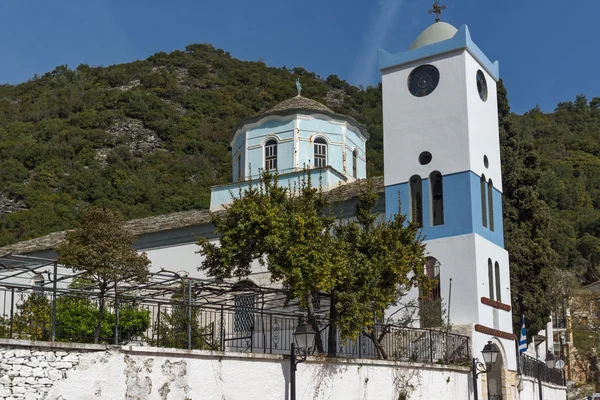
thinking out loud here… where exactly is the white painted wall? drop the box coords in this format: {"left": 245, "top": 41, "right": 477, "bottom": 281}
{"left": 519, "top": 376, "right": 566, "bottom": 400}
{"left": 382, "top": 50, "right": 470, "bottom": 187}
{"left": 0, "top": 327, "right": 567, "bottom": 400}
{"left": 145, "top": 241, "right": 272, "bottom": 286}
{"left": 0, "top": 340, "right": 472, "bottom": 400}
{"left": 465, "top": 53, "right": 503, "bottom": 191}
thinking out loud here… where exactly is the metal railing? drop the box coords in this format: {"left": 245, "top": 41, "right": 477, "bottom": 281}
{"left": 0, "top": 286, "right": 471, "bottom": 365}
{"left": 519, "top": 353, "right": 564, "bottom": 386}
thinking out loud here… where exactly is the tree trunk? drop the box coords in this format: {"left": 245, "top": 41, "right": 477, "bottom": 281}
{"left": 94, "top": 297, "right": 105, "bottom": 344}
{"left": 327, "top": 292, "right": 338, "bottom": 357}
{"left": 94, "top": 286, "right": 107, "bottom": 344}
{"left": 366, "top": 326, "right": 389, "bottom": 360}
{"left": 306, "top": 291, "right": 324, "bottom": 354}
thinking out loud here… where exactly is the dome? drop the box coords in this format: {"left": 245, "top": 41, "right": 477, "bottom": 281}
{"left": 409, "top": 22, "right": 458, "bottom": 50}
{"left": 266, "top": 95, "right": 334, "bottom": 114}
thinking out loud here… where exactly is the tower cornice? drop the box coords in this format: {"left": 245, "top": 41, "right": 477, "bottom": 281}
{"left": 378, "top": 25, "right": 499, "bottom": 81}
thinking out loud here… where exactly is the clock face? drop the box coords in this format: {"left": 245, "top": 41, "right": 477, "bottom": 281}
{"left": 477, "top": 70, "right": 488, "bottom": 101}
{"left": 408, "top": 65, "right": 439, "bottom": 97}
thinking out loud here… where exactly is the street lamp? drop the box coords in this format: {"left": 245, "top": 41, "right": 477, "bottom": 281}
{"left": 472, "top": 341, "right": 500, "bottom": 400}
{"left": 290, "top": 320, "right": 316, "bottom": 400}
{"left": 545, "top": 351, "right": 555, "bottom": 369}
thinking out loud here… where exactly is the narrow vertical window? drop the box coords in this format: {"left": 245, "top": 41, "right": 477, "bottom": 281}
{"left": 410, "top": 175, "right": 423, "bottom": 227}
{"left": 488, "top": 179, "right": 495, "bottom": 232}
{"left": 420, "top": 257, "right": 442, "bottom": 328}
{"left": 481, "top": 174, "right": 487, "bottom": 227}
{"left": 264, "top": 139, "right": 277, "bottom": 171}
{"left": 352, "top": 149, "right": 358, "bottom": 178}
{"left": 430, "top": 171, "right": 444, "bottom": 226}
{"left": 494, "top": 262, "right": 501, "bottom": 303}
{"left": 314, "top": 138, "right": 327, "bottom": 168}
{"left": 234, "top": 294, "right": 256, "bottom": 332}
{"left": 488, "top": 258, "right": 494, "bottom": 300}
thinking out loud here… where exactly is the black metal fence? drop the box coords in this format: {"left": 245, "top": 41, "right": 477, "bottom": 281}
{"left": 0, "top": 286, "right": 471, "bottom": 365}
{"left": 519, "top": 353, "right": 564, "bottom": 386}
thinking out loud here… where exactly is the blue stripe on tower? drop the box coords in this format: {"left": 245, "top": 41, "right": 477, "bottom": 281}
{"left": 384, "top": 171, "right": 504, "bottom": 247}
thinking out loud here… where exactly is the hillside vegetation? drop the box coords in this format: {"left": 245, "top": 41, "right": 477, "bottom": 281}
{"left": 0, "top": 44, "right": 383, "bottom": 245}
{"left": 0, "top": 43, "right": 599, "bottom": 336}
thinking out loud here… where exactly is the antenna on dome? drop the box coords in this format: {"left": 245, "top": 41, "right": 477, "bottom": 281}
{"left": 429, "top": 1, "right": 446, "bottom": 22}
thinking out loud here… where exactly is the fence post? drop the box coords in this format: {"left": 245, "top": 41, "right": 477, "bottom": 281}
{"left": 429, "top": 330, "right": 434, "bottom": 363}
{"left": 187, "top": 279, "right": 192, "bottom": 350}
{"left": 51, "top": 261, "right": 57, "bottom": 342}
{"left": 220, "top": 305, "right": 225, "bottom": 351}
{"left": 358, "top": 333, "right": 362, "bottom": 359}
{"left": 269, "top": 314, "right": 273, "bottom": 354}
{"left": 156, "top": 303, "right": 161, "bottom": 347}
{"left": 114, "top": 296, "right": 119, "bottom": 345}
{"left": 9, "top": 287, "right": 14, "bottom": 338}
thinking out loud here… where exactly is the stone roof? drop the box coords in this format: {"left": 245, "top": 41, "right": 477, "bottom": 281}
{"left": 229, "top": 95, "right": 369, "bottom": 142}
{"left": 266, "top": 95, "right": 334, "bottom": 114}
{"left": 0, "top": 176, "right": 384, "bottom": 256}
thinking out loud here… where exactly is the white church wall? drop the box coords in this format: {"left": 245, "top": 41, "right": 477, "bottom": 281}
{"left": 145, "top": 241, "right": 272, "bottom": 287}
{"left": 381, "top": 49, "right": 470, "bottom": 187}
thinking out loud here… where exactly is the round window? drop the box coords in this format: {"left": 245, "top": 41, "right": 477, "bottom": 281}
{"left": 419, "top": 151, "right": 432, "bottom": 165}
{"left": 476, "top": 70, "right": 488, "bottom": 102}
{"left": 483, "top": 155, "right": 489, "bottom": 168}
{"left": 408, "top": 65, "right": 440, "bottom": 97}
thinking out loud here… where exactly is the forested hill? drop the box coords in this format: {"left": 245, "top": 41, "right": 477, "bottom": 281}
{"left": 518, "top": 97, "right": 600, "bottom": 280}
{"left": 0, "top": 44, "right": 383, "bottom": 245}
{"left": 0, "top": 43, "right": 599, "bottom": 293}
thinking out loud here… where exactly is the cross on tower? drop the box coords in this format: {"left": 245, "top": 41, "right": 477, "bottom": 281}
{"left": 429, "top": 1, "right": 447, "bottom": 22}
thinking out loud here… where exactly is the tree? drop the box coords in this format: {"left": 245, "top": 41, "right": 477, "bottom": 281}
{"left": 14, "top": 292, "right": 51, "bottom": 340}
{"left": 198, "top": 172, "right": 427, "bottom": 355}
{"left": 498, "top": 80, "right": 557, "bottom": 337}
{"left": 56, "top": 206, "right": 150, "bottom": 343}
{"left": 153, "top": 283, "right": 219, "bottom": 350}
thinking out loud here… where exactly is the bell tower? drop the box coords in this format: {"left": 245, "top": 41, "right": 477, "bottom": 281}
{"left": 379, "top": 20, "right": 517, "bottom": 373}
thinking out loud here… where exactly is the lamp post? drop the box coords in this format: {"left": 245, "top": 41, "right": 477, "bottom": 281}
{"left": 472, "top": 341, "right": 500, "bottom": 400}
{"left": 290, "top": 320, "right": 316, "bottom": 400}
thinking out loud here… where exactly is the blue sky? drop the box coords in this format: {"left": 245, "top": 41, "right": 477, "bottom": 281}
{"left": 0, "top": 0, "right": 598, "bottom": 114}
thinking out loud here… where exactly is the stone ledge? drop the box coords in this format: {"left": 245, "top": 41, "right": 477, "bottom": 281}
{"left": 0, "top": 338, "right": 109, "bottom": 351}
{"left": 520, "top": 375, "right": 567, "bottom": 390}
{"left": 120, "top": 345, "right": 471, "bottom": 372}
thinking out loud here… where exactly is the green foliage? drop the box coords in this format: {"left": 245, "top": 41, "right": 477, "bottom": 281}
{"left": 0, "top": 45, "right": 383, "bottom": 246}
{"left": 198, "top": 172, "right": 427, "bottom": 354}
{"left": 498, "top": 80, "right": 557, "bottom": 337}
{"left": 4, "top": 293, "right": 149, "bottom": 343}
{"left": 151, "top": 283, "right": 219, "bottom": 350}
{"left": 57, "top": 206, "right": 150, "bottom": 342}
{"left": 14, "top": 292, "right": 51, "bottom": 340}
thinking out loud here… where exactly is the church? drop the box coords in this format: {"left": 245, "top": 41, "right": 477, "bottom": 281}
{"left": 0, "top": 13, "right": 567, "bottom": 400}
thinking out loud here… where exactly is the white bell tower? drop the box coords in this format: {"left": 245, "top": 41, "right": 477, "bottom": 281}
{"left": 379, "top": 22, "right": 517, "bottom": 373}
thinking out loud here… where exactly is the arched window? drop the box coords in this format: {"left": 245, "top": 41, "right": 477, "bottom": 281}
{"left": 481, "top": 174, "right": 487, "bottom": 227}
{"left": 430, "top": 171, "right": 444, "bottom": 226}
{"left": 488, "top": 179, "right": 495, "bottom": 232}
{"left": 314, "top": 137, "right": 327, "bottom": 168}
{"left": 352, "top": 149, "right": 358, "bottom": 178}
{"left": 264, "top": 139, "right": 278, "bottom": 171}
{"left": 409, "top": 175, "right": 423, "bottom": 227}
{"left": 494, "top": 262, "right": 501, "bottom": 303}
{"left": 488, "top": 258, "right": 494, "bottom": 300}
{"left": 421, "top": 257, "right": 442, "bottom": 328}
